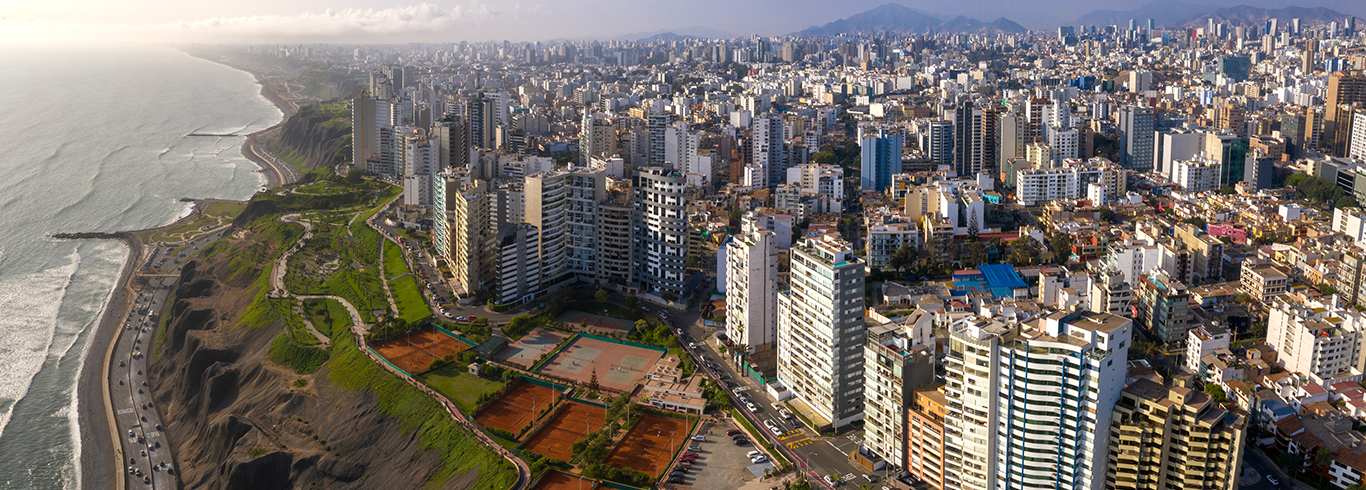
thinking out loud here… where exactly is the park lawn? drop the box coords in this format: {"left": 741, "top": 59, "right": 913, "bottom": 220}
{"left": 303, "top": 297, "right": 354, "bottom": 339}
{"left": 390, "top": 275, "right": 431, "bottom": 324}
{"left": 418, "top": 364, "right": 505, "bottom": 414}
{"left": 203, "top": 201, "right": 247, "bottom": 218}
{"left": 383, "top": 240, "right": 411, "bottom": 279}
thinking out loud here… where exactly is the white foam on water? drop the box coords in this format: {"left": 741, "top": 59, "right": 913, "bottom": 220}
{"left": 64, "top": 241, "right": 128, "bottom": 490}
{"left": 0, "top": 250, "right": 81, "bottom": 444}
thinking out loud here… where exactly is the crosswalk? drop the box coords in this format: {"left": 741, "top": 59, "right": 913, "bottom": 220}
{"left": 781, "top": 431, "right": 815, "bottom": 448}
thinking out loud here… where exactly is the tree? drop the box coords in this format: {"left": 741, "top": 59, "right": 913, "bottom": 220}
{"left": 661, "top": 291, "right": 678, "bottom": 302}
{"left": 1204, "top": 384, "right": 1226, "bottom": 403}
{"left": 588, "top": 368, "right": 600, "bottom": 392}
{"left": 966, "top": 242, "right": 989, "bottom": 268}
{"left": 1234, "top": 293, "right": 1252, "bottom": 304}
{"left": 967, "top": 213, "right": 980, "bottom": 241}
{"left": 1049, "top": 233, "right": 1073, "bottom": 265}
{"left": 687, "top": 253, "right": 703, "bottom": 269}
{"left": 1098, "top": 207, "right": 1117, "bottom": 223}
{"left": 1008, "top": 237, "right": 1040, "bottom": 266}
{"left": 595, "top": 289, "right": 609, "bottom": 303}
{"left": 1316, "top": 447, "right": 1336, "bottom": 468}
{"left": 890, "top": 242, "right": 918, "bottom": 272}
{"left": 1280, "top": 452, "right": 1303, "bottom": 477}
{"left": 346, "top": 169, "right": 363, "bottom": 184}
{"left": 625, "top": 295, "right": 639, "bottom": 309}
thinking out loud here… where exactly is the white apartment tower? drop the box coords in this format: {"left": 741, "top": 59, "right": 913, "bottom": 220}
{"left": 777, "top": 234, "right": 867, "bottom": 428}
{"left": 1266, "top": 297, "right": 1366, "bottom": 382}
{"left": 726, "top": 230, "right": 780, "bottom": 375}
{"left": 943, "top": 310, "right": 1132, "bottom": 490}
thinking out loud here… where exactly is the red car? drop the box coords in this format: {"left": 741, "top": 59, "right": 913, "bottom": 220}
{"left": 679, "top": 456, "right": 697, "bottom": 462}
{"left": 726, "top": 429, "right": 741, "bottom": 436}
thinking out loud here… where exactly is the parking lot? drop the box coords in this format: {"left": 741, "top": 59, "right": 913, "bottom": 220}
{"left": 663, "top": 419, "right": 777, "bottom": 489}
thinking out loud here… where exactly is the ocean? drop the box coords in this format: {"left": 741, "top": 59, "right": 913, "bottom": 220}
{"left": 0, "top": 44, "right": 281, "bottom": 488}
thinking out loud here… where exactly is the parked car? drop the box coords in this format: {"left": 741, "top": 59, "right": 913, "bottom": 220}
{"left": 667, "top": 477, "right": 684, "bottom": 484}
{"left": 687, "top": 445, "right": 701, "bottom": 451}
{"left": 746, "top": 451, "right": 762, "bottom": 459}
{"left": 733, "top": 438, "right": 750, "bottom": 446}
{"left": 690, "top": 435, "right": 706, "bottom": 441}
{"left": 726, "top": 429, "right": 741, "bottom": 436}
{"left": 750, "top": 455, "right": 768, "bottom": 464}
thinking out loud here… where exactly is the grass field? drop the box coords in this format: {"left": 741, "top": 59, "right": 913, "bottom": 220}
{"left": 302, "top": 297, "right": 353, "bottom": 339}
{"left": 419, "top": 364, "right": 505, "bottom": 414}
{"left": 203, "top": 201, "right": 247, "bottom": 217}
{"left": 384, "top": 240, "right": 431, "bottom": 323}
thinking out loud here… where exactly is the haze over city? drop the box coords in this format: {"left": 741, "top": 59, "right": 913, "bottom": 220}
{"left": 3, "top": 0, "right": 1366, "bottom": 43}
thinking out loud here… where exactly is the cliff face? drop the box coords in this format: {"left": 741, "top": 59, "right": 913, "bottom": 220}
{"left": 148, "top": 239, "right": 447, "bottom": 489}
{"left": 275, "top": 101, "right": 350, "bottom": 171}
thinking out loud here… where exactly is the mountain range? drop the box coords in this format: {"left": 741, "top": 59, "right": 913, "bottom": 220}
{"left": 1075, "top": 1, "right": 1352, "bottom": 29}
{"left": 792, "top": 3, "right": 1028, "bottom": 37}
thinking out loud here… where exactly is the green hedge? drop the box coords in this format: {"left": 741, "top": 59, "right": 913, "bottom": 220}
{"left": 268, "top": 333, "right": 329, "bottom": 374}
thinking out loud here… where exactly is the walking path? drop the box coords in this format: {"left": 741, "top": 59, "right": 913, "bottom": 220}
{"left": 269, "top": 196, "right": 531, "bottom": 490}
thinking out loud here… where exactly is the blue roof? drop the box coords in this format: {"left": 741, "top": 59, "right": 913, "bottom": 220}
{"left": 978, "top": 264, "right": 1027, "bottom": 289}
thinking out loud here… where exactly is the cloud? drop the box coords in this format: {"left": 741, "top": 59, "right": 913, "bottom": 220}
{"left": 0, "top": 2, "right": 531, "bottom": 44}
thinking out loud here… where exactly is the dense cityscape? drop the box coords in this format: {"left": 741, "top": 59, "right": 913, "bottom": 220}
{"left": 43, "top": 3, "right": 1366, "bottom": 490}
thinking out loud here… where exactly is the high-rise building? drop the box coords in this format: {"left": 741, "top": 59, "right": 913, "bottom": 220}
{"left": 1129, "top": 70, "right": 1152, "bottom": 92}
{"left": 492, "top": 223, "right": 541, "bottom": 304}
{"left": 726, "top": 230, "right": 780, "bottom": 377}
{"left": 1326, "top": 72, "right": 1366, "bottom": 156}
{"left": 996, "top": 112, "right": 1026, "bottom": 170}
{"left": 953, "top": 101, "right": 997, "bottom": 177}
{"left": 648, "top": 111, "right": 674, "bottom": 167}
{"left": 859, "top": 126, "right": 904, "bottom": 191}
{"left": 927, "top": 120, "right": 953, "bottom": 165}
{"left": 1204, "top": 131, "right": 1250, "bottom": 188}
{"left": 525, "top": 167, "right": 608, "bottom": 290}
{"left": 1106, "top": 378, "right": 1248, "bottom": 490}
{"left": 632, "top": 167, "right": 689, "bottom": 299}
{"left": 1118, "top": 106, "right": 1155, "bottom": 172}
{"left": 1045, "top": 124, "right": 1079, "bottom": 167}
{"left": 777, "top": 234, "right": 866, "bottom": 429}
{"left": 1171, "top": 157, "right": 1223, "bottom": 193}
{"left": 753, "top": 114, "right": 786, "bottom": 187}
{"left": 434, "top": 173, "right": 492, "bottom": 298}
{"left": 860, "top": 322, "right": 934, "bottom": 471}
{"left": 1217, "top": 104, "right": 1248, "bottom": 138}
{"left": 942, "top": 311, "right": 1132, "bottom": 490}
{"left": 466, "top": 94, "right": 497, "bottom": 149}
{"left": 352, "top": 95, "right": 394, "bottom": 173}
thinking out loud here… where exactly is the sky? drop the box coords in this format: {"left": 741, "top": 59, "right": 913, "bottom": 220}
{"left": 1, "top": 0, "right": 1362, "bottom": 45}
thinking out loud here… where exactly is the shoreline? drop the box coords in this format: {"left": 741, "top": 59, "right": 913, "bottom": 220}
{"left": 73, "top": 198, "right": 246, "bottom": 490}
{"left": 185, "top": 51, "right": 300, "bottom": 190}
{"left": 79, "top": 51, "right": 302, "bottom": 490}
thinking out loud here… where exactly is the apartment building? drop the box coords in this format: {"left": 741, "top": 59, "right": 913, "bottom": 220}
{"left": 726, "top": 230, "right": 780, "bottom": 377}
{"left": 1014, "top": 158, "right": 1126, "bottom": 207}
{"left": 907, "top": 386, "right": 948, "bottom": 489}
{"left": 1105, "top": 378, "right": 1247, "bottom": 490}
{"left": 1266, "top": 298, "right": 1366, "bottom": 383}
{"left": 861, "top": 323, "right": 934, "bottom": 471}
{"left": 777, "top": 234, "right": 867, "bottom": 428}
{"left": 865, "top": 210, "right": 921, "bottom": 269}
{"left": 632, "top": 167, "right": 690, "bottom": 299}
{"left": 943, "top": 310, "right": 1132, "bottom": 490}
{"left": 1239, "top": 263, "right": 1290, "bottom": 304}
{"left": 1137, "top": 270, "right": 1191, "bottom": 345}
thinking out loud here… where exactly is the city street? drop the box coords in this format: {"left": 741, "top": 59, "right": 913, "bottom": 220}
{"left": 673, "top": 315, "right": 875, "bottom": 488}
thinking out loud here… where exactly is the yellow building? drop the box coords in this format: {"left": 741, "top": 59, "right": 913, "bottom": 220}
{"left": 1106, "top": 378, "right": 1247, "bottom": 490}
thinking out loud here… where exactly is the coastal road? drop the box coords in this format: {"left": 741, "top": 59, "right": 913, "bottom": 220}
{"left": 109, "top": 278, "right": 177, "bottom": 490}
{"left": 106, "top": 227, "right": 229, "bottom": 490}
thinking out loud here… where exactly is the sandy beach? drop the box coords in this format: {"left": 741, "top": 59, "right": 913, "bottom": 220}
{"left": 76, "top": 55, "right": 298, "bottom": 490}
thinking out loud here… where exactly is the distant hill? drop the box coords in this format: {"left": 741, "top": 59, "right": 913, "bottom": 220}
{"left": 1174, "top": 5, "right": 1351, "bottom": 29}
{"left": 793, "top": 3, "right": 1026, "bottom": 36}
{"left": 614, "top": 26, "right": 735, "bottom": 41}
{"left": 1074, "top": 0, "right": 1215, "bottom": 28}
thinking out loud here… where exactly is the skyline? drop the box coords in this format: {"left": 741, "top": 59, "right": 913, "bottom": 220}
{"left": 3, "top": 0, "right": 1365, "bottom": 45}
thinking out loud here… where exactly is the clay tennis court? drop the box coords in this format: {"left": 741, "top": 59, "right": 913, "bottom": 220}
{"left": 475, "top": 381, "right": 559, "bottom": 435}
{"left": 605, "top": 413, "right": 689, "bottom": 478}
{"left": 521, "top": 401, "right": 607, "bottom": 462}
{"left": 535, "top": 336, "right": 665, "bottom": 392}
{"left": 533, "top": 471, "right": 597, "bottom": 490}
{"left": 494, "top": 328, "right": 569, "bottom": 368}
{"left": 557, "top": 310, "right": 634, "bottom": 334}
{"left": 372, "top": 327, "right": 472, "bottom": 374}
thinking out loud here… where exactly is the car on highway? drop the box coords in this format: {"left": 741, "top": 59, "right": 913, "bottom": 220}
{"left": 1266, "top": 475, "right": 1280, "bottom": 485}
{"left": 746, "top": 402, "right": 758, "bottom": 412}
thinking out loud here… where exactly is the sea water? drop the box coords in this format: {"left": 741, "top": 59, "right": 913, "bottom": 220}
{"left": 0, "top": 44, "right": 281, "bottom": 488}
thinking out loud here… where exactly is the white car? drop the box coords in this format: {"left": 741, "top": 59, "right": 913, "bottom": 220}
{"left": 745, "top": 402, "right": 758, "bottom": 412}
{"left": 690, "top": 435, "right": 706, "bottom": 441}
{"left": 746, "top": 451, "right": 762, "bottom": 459}
{"left": 750, "top": 455, "right": 768, "bottom": 464}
